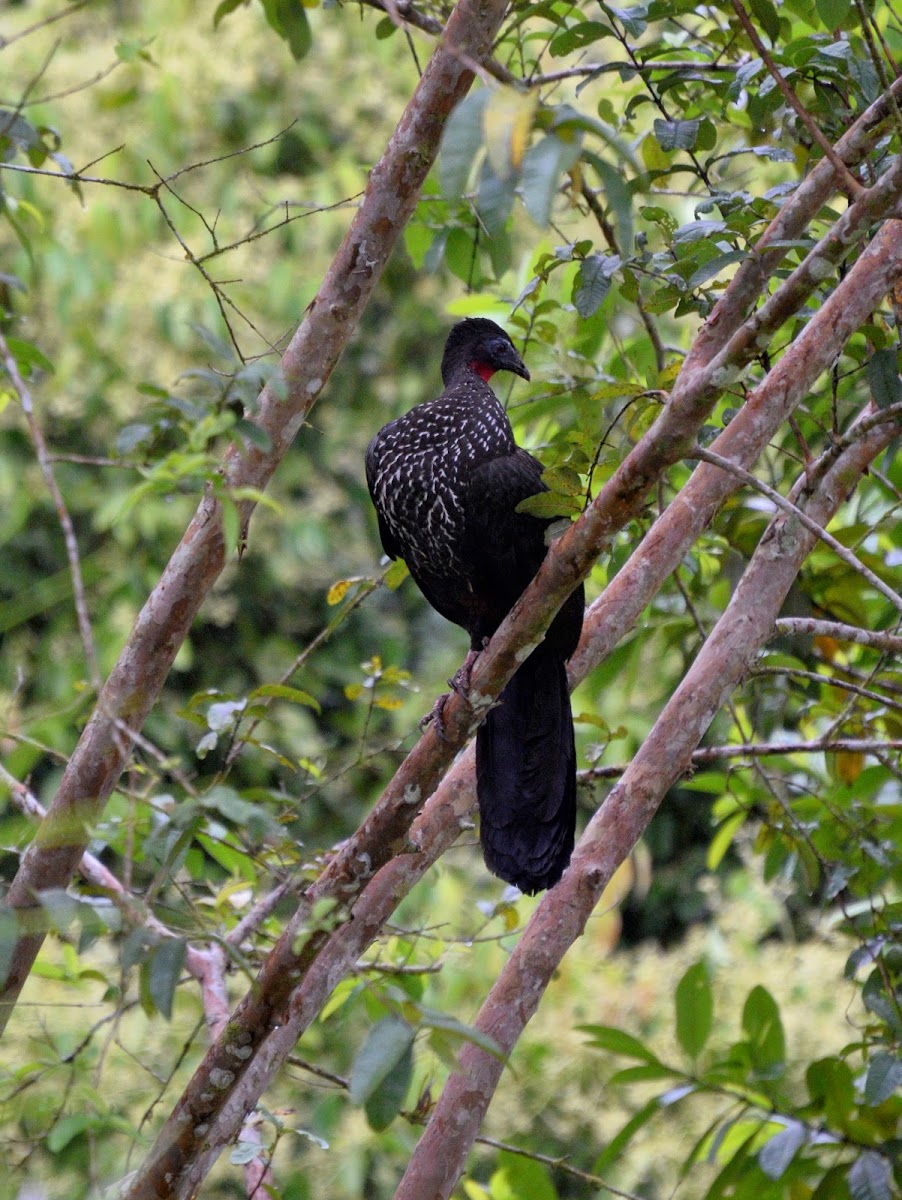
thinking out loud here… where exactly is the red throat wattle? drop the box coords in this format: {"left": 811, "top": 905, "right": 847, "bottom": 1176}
{"left": 470, "top": 360, "right": 496, "bottom": 382}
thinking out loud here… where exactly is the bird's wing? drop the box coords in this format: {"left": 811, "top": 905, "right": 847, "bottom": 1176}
{"left": 465, "top": 448, "right": 547, "bottom": 554}
{"left": 462, "top": 449, "right": 549, "bottom": 627}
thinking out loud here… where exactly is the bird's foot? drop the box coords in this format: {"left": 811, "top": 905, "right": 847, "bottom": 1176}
{"left": 420, "top": 692, "right": 452, "bottom": 742}
{"left": 421, "top": 643, "right": 488, "bottom": 742}
{"left": 447, "top": 644, "right": 485, "bottom": 697}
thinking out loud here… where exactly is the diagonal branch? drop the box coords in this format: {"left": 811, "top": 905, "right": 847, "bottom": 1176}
{"left": 685, "top": 78, "right": 902, "bottom": 371}
{"left": 392, "top": 404, "right": 901, "bottom": 1200}
{"left": 185, "top": 200, "right": 902, "bottom": 1185}
{"left": 774, "top": 617, "right": 902, "bottom": 654}
{"left": 0, "top": 0, "right": 512, "bottom": 1037}
{"left": 691, "top": 444, "right": 902, "bottom": 616}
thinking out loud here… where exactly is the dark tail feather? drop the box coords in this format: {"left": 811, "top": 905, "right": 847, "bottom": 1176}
{"left": 476, "top": 652, "right": 576, "bottom": 894}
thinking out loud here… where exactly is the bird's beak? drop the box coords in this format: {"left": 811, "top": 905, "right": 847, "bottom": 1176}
{"left": 503, "top": 348, "right": 531, "bottom": 382}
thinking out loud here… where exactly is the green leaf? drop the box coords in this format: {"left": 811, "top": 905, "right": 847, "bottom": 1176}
{"left": 146, "top": 937, "right": 186, "bottom": 1019}
{"left": 653, "top": 118, "right": 701, "bottom": 152}
{"left": 572, "top": 255, "right": 615, "bottom": 318}
{"left": 742, "top": 985, "right": 785, "bottom": 1075}
{"left": 4, "top": 336, "right": 54, "bottom": 377}
{"left": 758, "top": 1121, "right": 805, "bottom": 1180}
{"left": 815, "top": 0, "right": 851, "bottom": 29}
{"left": 848, "top": 1152, "right": 892, "bottom": 1200}
{"left": 249, "top": 683, "right": 321, "bottom": 713}
{"left": 491, "top": 1152, "right": 557, "bottom": 1200}
{"left": 864, "top": 1052, "right": 902, "bottom": 1106}
{"left": 47, "top": 1113, "right": 95, "bottom": 1154}
{"left": 440, "top": 90, "right": 489, "bottom": 198}
{"left": 806, "top": 1056, "right": 855, "bottom": 1125}
{"left": 364, "top": 1039, "right": 413, "bottom": 1131}
{"left": 593, "top": 1097, "right": 661, "bottom": 1173}
{"left": 213, "top": 0, "right": 248, "bottom": 27}
{"left": 384, "top": 558, "right": 409, "bottom": 590}
{"left": 688, "top": 250, "right": 748, "bottom": 290}
{"left": 415, "top": 1005, "right": 505, "bottom": 1061}
{"left": 585, "top": 151, "right": 633, "bottom": 257}
{"left": 542, "top": 466, "right": 583, "bottom": 496}
{"left": 577, "top": 1023, "right": 661, "bottom": 1062}
{"left": 445, "top": 226, "right": 478, "bottom": 284}
{"left": 675, "top": 961, "right": 712, "bottom": 1058}
{"left": 476, "top": 158, "right": 516, "bottom": 237}
{"left": 707, "top": 810, "right": 746, "bottom": 870}
{"left": 515, "top": 491, "right": 582, "bottom": 518}
{"left": 549, "top": 20, "right": 610, "bottom": 57}
{"left": 259, "top": 0, "right": 312, "bottom": 60}
{"left": 863, "top": 969, "right": 902, "bottom": 1034}
{"left": 520, "top": 133, "right": 582, "bottom": 226}
{"left": 608, "top": 1062, "right": 680, "bottom": 1085}
{"left": 867, "top": 349, "right": 901, "bottom": 410}
{"left": 749, "top": 0, "right": 781, "bottom": 40}
{"left": 349, "top": 1016, "right": 416, "bottom": 1104}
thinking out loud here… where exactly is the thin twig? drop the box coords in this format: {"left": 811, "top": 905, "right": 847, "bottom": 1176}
{"left": 0, "top": 58, "right": 123, "bottom": 107}
{"left": 0, "top": 0, "right": 90, "bottom": 49}
{"left": 0, "top": 331, "right": 101, "bottom": 691}
{"left": 472, "top": 1134, "right": 647, "bottom": 1200}
{"left": 225, "top": 881, "right": 293, "bottom": 948}
{"left": 729, "top": 0, "right": 866, "bottom": 196}
{"left": 692, "top": 445, "right": 902, "bottom": 617}
{"left": 579, "top": 738, "right": 902, "bottom": 781}
{"left": 775, "top": 617, "right": 902, "bottom": 654}
{"left": 754, "top": 664, "right": 902, "bottom": 713}
{"left": 530, "top": 60, "right": 744, "bottom": 84}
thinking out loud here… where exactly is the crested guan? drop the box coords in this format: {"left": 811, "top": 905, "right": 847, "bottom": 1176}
{"left": 365, "top": 318, "right": 584, "bottom": 893}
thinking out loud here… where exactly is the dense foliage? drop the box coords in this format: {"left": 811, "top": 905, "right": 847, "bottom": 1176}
{"left": 3, "top": 0, "right": 902, "bottom": 1198}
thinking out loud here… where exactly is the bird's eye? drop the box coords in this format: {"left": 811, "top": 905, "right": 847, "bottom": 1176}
{"left": 488, "top": 338, "right": 509, "bottom": 358}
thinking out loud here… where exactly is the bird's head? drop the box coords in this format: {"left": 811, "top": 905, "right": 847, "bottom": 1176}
{"left": 440, "top": 318, "right": 531, "bottom": 386}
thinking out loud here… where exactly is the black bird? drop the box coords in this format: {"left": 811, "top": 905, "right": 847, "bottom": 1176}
{"left": 365, "top": 318, "right": 584, "bottom": 893}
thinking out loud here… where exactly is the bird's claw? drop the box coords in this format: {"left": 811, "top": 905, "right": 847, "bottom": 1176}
{"left": 422, "top": 643, "right": 488, "bottom": 741}
{"left": 420, "top": 692, "right": 452, "bottom": 742}
{"left": 447, "top": 644, "right": 484, "bottom": 697}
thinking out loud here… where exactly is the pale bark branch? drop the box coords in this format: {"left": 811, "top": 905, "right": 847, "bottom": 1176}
{"left": 580, "top": 739, "right": 902, "bottom": 781}
{"left": 392, "top": 404, "right": 901, "bottom": 1200}
{"left": 685, "top": 78, "right": 902, "bottom": 370}
{"left": 571, "top": 220, "right": 902, "bottom": 681}
{"left": 93, "top": 3, "right": 509, "bottom": 1195}
{"left": 774, "top": 617, "right": 902, "bottom": 654}
{"left": 182, "top": 207, "right": 902, "bottom": 1189}
{"left": 0, "top": 0, "right": 511, "bottom": 1039}
{"left": 692, "top": 445, "right": 902, "bottom": 616}
{"left": 6, "top": 10, "right": 902, "bottom": 1191}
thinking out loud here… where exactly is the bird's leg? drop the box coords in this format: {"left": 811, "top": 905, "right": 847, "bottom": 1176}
{"left": 420, "top": 641, "right": 488, "bottom": 741}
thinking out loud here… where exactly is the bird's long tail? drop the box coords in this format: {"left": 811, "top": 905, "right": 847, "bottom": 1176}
{"left": 475, "top": 648, "right": 576, "bottom": 894}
